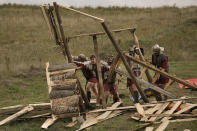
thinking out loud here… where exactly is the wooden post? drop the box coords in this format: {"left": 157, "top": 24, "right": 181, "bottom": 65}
{"left": 124, "top": 54, "right": 197, "bottom": 90}
{"left": 101, "top": 22, "right": 149, "bottom": 103}
{"left": 53, "top": 2, "right": 72, "bottom": 63}
{"left": 131, "top": 31, "right": 153, "bottom": 83}
{"left": 92, "top": 35, "right": 106, "bottom": 108}
{"left": 41, "top": 5, "right": 68, "bottom": 62}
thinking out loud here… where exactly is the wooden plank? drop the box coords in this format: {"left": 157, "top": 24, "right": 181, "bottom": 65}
{"left": 101, "top": 22, "right": 149, "bottom": 103}
{"left": 77, "top": 110, "right": 123, "bottom": 131}
{"left": 40, "top": 6, "right": 55, "bottom": 40}
{"left": 41, "top": 114, "right": 58, "bottom": 129}
{"left": 96, "top": 102, "right": 122, "bottom": 120}
{"left": 93, "top": 35, "right": 106, "bottom": 108}
{"left": 115, "top": 68, "right": 176, "bottom": 98}
{"left": 155, "top": 120, "right": 169, "bottom": 131}
{"left": 170, "top": 118, "right": 197, "bottom": 123}
{"left": 141, "top": 103, "right": 162, "bottom": 121}
{"left": 134, "top": 103, "right": 146, "bottom": 118}
{"left": 49, "top": 68, "right": 76, "bottom": 76}
{"left": 68, "top": 27, "right": 136, "bottom": 39}
{"left": 124, "top": 54, "right": 197, "bottom": 90}
{"left": 89, "top": 104, "right": 155, "bottom": 113}
{"left": 161, "top": 101, "right": 182, "bottom": 121}
{"left": 53, "top": 2, "right": 72, "bottom": 63}
{"left": 148, "top": 102, "right": 170, "bottom": 122}
{"left": 46, "top": 62, "right": 51, "bottom": 93}
{"left": 145, "top": 127, "right": 154, "bottom": 131}
{"left": 0, "top": 106, "right": 34, "bottom": 126}
{"left": 19, "top": 113, "right": 51, "bottom": 120}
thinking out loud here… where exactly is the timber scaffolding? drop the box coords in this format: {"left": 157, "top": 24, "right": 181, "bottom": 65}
{"left": 40, "top": 2, "right": 197, "bottom": 129}
{"left": 1, "top": 2, "right": 197, "bottom": 130}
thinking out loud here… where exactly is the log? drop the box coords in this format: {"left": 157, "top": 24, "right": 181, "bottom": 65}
{"left": 50, "top": 71, "right": 76, "bottom": 81}
{"left": 52, "top": 106, "right": 79, "bottom": 115}
{"left": 51, "top": 79, "right": 77, "bottom": 86}
{"left": 0, "top": 106, "right": 34, "bottom": 126}
{"left": 51, "top": 80, "right": 77, "bottom": 91}
{"left": 51, "top": 95, "right": 80, "bottom": 107}
{"left": 101, "top": 22, "right": 149, "bottom": 103}
{"left": 49, "top": 68, "right": 76, "bottom": 76}
{"left": 49, "top": 90, "right": 75, "bottom": 99}
{"left": 53, "top": 2, "right": 73, "bottom": 63}
{"left": 48, "top": 63, "right": 76, "bottom": 72}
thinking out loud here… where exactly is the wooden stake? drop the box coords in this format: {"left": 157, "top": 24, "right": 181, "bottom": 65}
{"left": 92, "top": 35, "right": 106, "bottom": 108}
{"left": 101, "top": 22, "right": 149, "bottom": 103}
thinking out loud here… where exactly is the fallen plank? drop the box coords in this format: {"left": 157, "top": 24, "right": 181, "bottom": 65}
{"left": 170, "top": 118, "right": 197, "bottom": 123}
{"left": 88, "top": 104, "right": 156, "bottom": 113}
{"left": 19, "top": 113, "right": 51, "bottom": 120}
{"left": 133, "top": 113, "right": 197, "bottom": 117}
{"left": 155, "top": 120, "right": 169, "bottom": 131}
{"left": 167, "top": 104, "right": 197, "bottom": 120}
{"left": 41, "top": 114, "right": 58, "bottom": 129}
{"left": 161, "top": 101, "right": 182, "bottom": 121}
{"left": 77, "top": 110, "right": 123, "bottom": 131}
{"left": 0, "top": 105, "right": 34, "bottom": 126}
{"left": 148, "top": 102, "right": 170, "bottom": 122}
{"left": 96, "top": 102, "right": 122, "bottom": 120}
{"left": 145, "top": 126, "right": 154, "bottom": 131}
{"left": 134, "top": 103, "right": 146, "bottom": 118}
{"left": 141, "top": 104, "right": 162, "bottom": 121}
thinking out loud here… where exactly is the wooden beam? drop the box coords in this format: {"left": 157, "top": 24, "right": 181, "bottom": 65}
{"left": 115, "top": 69, "right": 176, "bottom": 98}
{"left": 124, "top": 54, "right": 197, "bottom": 90}
{"left": 53, "top": 2, "right": 72, "bottom": 63}
{"left": 67, "top": 28, "right": 136, "bottom": 39}
{"left": 92, "top": 35, "right": 106, "bottom": 108}
{"left": 101, "top": 21, "right": 149, "bottom": 103}
{"left": 155, "top": 120, "right": 169, "bottom": 131}
{"left": 58, "top": 4, "right": 104, "bottom": 22}
{"left": 161, "top": 101, "right": 182, "bottom": 121}
{"left": 141, "top": 104, "right": 162, "bottom": 121}
{"left": 0, "top": 106, "right": 34, "bottom": 126}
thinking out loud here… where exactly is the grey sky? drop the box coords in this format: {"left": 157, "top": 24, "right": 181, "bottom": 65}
{"left": 0, "top": 0, "right": 197, "bottom": 8}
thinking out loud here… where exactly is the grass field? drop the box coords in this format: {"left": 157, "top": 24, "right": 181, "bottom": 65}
{"left": 0, "top": 4, "right": 197, "bottom": 131}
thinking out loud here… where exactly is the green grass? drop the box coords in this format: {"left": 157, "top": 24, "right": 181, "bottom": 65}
{"left": 0, "top": 4, "right": 197, "bottom": 131}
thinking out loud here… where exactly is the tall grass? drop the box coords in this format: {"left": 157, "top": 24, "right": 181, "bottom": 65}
{"left": 0, "top": 5, "right": 197, "bottom": 76}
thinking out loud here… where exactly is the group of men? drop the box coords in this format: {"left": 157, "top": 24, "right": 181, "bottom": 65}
{"left": 72, "top": 43, "right": 169, "bottom": 105}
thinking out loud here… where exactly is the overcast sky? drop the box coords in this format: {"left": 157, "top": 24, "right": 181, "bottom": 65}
{"left": 0, "top": 0, "right": 197, "bottom": 8}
